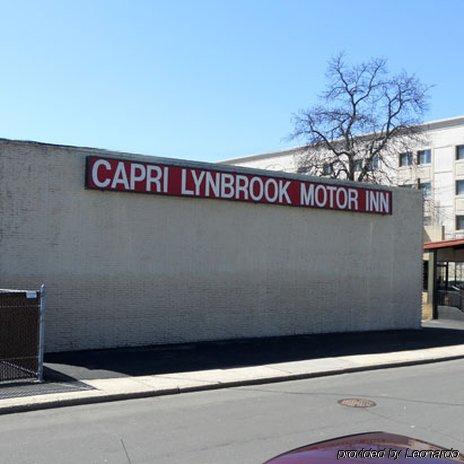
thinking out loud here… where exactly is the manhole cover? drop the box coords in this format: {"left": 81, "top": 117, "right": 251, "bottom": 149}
{"left": 338, "top": 398, "right": 376, "bottom": 408}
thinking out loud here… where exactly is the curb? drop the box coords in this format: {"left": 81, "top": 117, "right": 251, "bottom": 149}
{"left": 1, "top": 350, "right": 464, "bottom": 415}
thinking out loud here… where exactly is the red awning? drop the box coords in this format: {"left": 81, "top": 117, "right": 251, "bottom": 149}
{"left": 424, "top": 238, "right": 464, "bottom": 250}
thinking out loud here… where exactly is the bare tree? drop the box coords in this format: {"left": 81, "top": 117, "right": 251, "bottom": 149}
{"left": 291, "top": 54, "right": 430, "bottom": 184}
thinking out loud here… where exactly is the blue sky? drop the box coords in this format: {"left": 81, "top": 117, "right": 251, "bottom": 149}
{"left": 0, "top": 0, "right": 463, "bottom": 161}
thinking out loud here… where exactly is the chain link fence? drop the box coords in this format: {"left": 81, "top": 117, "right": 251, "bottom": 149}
{"left": 0, "top": 286, "right": 45, "bottom": 383}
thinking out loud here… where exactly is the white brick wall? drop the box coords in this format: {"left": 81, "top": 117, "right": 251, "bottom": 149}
{"left": 0, "top": 140, "right": 423, "bottom": 352}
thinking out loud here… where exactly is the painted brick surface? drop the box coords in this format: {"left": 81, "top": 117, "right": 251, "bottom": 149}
{"left": 0, "top": 140, "right": 423, "bottom": 352}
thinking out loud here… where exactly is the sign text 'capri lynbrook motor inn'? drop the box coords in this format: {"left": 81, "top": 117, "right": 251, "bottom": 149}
{"left": 85, "top": 156, "right": 392, "bottom": 215}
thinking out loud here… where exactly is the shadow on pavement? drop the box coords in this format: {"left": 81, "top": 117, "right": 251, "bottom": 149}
{"left": 44, "top": 320, "right": 464, "bottom": 382}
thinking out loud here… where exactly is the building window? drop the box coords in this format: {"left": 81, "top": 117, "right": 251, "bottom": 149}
{"left": 296, "top": 166, "right": 310, "bottom": 174}
{"left": 457, "top": 216, "right": 464, "bottom": 230}
{"left": 457, "top": 180, "right": 464, "bottom": 196}
{"left": 368, "top": 154, "right": 380, "bottom": 171}
{"left": 417, "top": 149, "right": 431, "bottom": 165}
{"left": 322, "top": 163, "right": 332, "bottom": 175}
{"left": 399, "top": 152, "right": 413, "bottom": 167}
{"left": 457, "top": 145, "right": 464, "bottom": 160}
{"left": 419, "top": 182, "right": 431, "bottom": 198}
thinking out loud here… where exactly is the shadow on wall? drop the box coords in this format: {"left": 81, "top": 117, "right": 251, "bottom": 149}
{"left": 44, "top": 321, "right": 464, "bottom": 382}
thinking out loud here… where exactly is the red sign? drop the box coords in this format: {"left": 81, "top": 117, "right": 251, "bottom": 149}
{"left": 85, "top": 156, "right": 392, "bottom": 215}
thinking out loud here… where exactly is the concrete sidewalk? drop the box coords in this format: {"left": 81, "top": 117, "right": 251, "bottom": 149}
{"left": 0, "top": 320, "right": 463, "bottom": 415}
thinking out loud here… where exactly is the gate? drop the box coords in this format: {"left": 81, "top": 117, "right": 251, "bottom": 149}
{"left": 437, "top": 288, "right": 464, "bottom": 311}
{"left": 436, "top": 262, "right": 464, "bottom": 313}
{"left": 0, "top": 285, "right": 45, "bottom": 383}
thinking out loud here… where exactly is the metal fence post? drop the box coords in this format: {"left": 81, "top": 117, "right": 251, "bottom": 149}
{"left": 37, "top": 284, "right": 46, "bottom": 382}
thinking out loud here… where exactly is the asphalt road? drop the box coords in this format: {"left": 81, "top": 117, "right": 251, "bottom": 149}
{"left": 2, "top": 359, "right": 464, "bottom": 464}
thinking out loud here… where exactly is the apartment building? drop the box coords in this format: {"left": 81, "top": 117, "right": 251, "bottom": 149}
{"left": 221, "top": 116, "right": 464, "bottom": 240}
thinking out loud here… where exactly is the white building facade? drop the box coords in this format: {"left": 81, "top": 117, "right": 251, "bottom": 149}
{"left": 221, "top": 116, "right": 464, "bottom": 240}
{"left": 0, "top": 139, "right": 422, "bottom": 351}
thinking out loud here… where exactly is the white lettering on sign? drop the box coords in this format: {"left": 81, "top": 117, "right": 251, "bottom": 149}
{"left": 365, "top": 190, "right": 390, "bottom": 214}
{"left": 235, "top": 175, "right": 249, "bottom": 200}
{"left": 205, "top": 171, "right": 220, "bottom": 197}
{"left": 300, "top": 183, "right": 314, "bottom": 206}
{"left": 279, "top": 180, "right": 291, "bottom": 204}
{"left": 146, "top": 165, "right": 162, "bottom": 192}
{"left": 250, "top": 177, "right": 264, "bottom": 202}
{"left": 300, "top": 182, "right": 372, "bottom": 213}
{"left": 348, "top": 189, "right": 359, "bottom": 210}
{"left": 264, "top": 178, "right": 278, "bottom": 203}
{"left": 181, "top": 169, "right": 194, "bottom": 195}
{"left": 86, "top": 156, "right": 393, "bottom": 215}
{"left": 191, "top": 170, "right": 205, "bottom": 196}
{"left": 380, "top": 191, "right": 389, "bottom": 212}
{"left": 221, "top": 173, "right": 235, "bottom": 199}
{"left": 91, "top": 159, "right": 112, "bottom": 188}
{"left": 111, "top": 162, "right": 130, "bottom": 190}
{"left": 129, "top": 163, "right": 146, "bottom": 190}
{"left": 336, "top": 187, "right": 347, "bottom": 209}
{"left": 326, "top": 185, "right": 337, "bottom": 208}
